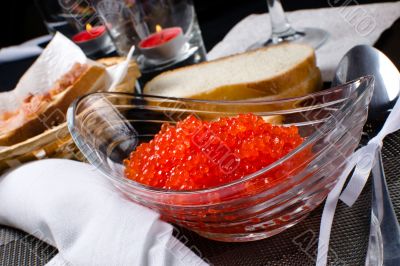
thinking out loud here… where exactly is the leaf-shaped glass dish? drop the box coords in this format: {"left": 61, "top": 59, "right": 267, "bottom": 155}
{"left": 67, "top": 76, "right": 373, "bottom": 242}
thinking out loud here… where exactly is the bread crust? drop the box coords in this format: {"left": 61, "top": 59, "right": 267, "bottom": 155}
{"left": 143, "top": 43, "right": 321, "bottom": 100}
{"left": 0, "top": 66, "right": 106, "bottom": 146}
{"left": 193, "top": 56, "right": 319, "bottom": 100}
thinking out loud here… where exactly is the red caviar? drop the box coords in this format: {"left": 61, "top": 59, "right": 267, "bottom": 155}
{"left": 124, "top": 114, "right": 305, "bottom": 190}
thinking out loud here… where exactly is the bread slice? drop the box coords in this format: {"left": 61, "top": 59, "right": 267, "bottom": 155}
{"left": 0, "top": 57, "right": 140, "bottom": 171}
{"left": 144, "top": 43, "right": 321, "bottom": 100}
{"left": 0, "top": 65, "right": 106, "bottom": 146}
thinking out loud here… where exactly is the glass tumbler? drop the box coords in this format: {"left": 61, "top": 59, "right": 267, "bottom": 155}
{"left": 95, "top": 0, "right": 207, "bottom": 86}
{"left": 34, "top": 0, "right": 116, "bottom": 57}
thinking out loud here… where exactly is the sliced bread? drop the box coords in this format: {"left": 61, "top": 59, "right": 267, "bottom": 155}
{"left": 143, "top": 43, "right": 321, "bottom": 100}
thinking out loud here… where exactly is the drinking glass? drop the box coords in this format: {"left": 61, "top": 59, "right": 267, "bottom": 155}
{"left": 34, "top": 0, "right": 116, "bottom": 57}
{"left": 95, "top": 0, "right": 207, "bottom": 86}
{"left": 250, "top": 0, "right": 328, "bottom": 50}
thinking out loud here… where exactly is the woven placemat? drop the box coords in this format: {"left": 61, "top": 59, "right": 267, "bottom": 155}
{"left": 2, "top": 131, "right": 400, "bottom": 266}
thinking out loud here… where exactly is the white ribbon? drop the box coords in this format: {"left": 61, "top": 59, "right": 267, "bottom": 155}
{"left": 317, "top": 80, "right": 400, "bottom": 266}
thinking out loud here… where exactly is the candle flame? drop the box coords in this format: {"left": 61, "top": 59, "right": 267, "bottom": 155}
{"left": 155, "top": 24, "right": 162, "bottom": 33}
{"left": 86, "top": 23, "right": 93, "bottom": 32}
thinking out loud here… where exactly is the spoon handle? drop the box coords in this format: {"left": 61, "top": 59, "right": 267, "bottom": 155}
{"left": 366, "top": 149, "right": 400, "bottom": 266}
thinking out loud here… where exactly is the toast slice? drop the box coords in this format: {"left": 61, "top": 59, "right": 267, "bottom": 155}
{"left": 144, "top": 43, "right": 321, "bottom": 100}
{"left": 0, "top": 65, "right": 106, "bottom": 146}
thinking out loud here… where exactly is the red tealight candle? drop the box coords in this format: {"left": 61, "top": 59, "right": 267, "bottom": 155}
{"left": 71, "top": 24, "right": 112, "bottom": 56}
{"left": 72, "top": 24, "right": 106, "bottom": 43}
{"left": 139, "top": 26, "right": 185, "bottom": 61}
{"left": 139, "top": 27, "right": 182, "bottom": 48}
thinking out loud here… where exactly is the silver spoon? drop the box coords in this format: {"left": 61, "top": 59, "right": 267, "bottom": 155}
{"left": 332, "top": 45, "right": 400, "bottom": 266}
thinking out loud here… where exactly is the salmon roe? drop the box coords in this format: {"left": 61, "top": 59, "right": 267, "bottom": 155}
{"left": 124, "top": 114, "right": 304, "bottom": 191}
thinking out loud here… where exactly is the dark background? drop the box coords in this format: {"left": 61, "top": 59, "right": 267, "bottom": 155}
{"left": 0, "top": 0, "right": 390, "bottom": 51}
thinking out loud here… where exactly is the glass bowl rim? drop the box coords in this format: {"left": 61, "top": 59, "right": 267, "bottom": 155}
{"left": 68, "top": 75, "right": 374, "bottom": 195}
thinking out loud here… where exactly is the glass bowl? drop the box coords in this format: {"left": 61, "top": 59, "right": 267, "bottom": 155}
{"left": 67, "top": 76, "right": 373, "bottom": 242}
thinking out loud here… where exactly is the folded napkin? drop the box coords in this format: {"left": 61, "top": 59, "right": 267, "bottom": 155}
{"left": 208, "top": 2, "right": 400, "bottom": 81}
{"left": 0, "top": 35, "right": 52, "bottom": 64}
{"left": 0, "top": 159, "right": 208, "bottom": 266}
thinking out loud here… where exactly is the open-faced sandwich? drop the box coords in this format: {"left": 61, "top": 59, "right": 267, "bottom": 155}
{"left": 0, "top": 32, "right": 142, "bottom": 173}
{"left": 0, "top": 63, "right": 106, "bottom": 146}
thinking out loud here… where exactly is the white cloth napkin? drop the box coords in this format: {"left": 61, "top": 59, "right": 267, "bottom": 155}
{"left": 208, "top": 2, "right": 400, "bottom": 81}
{"left": 0, "top": 35, "right": 52, "bottom": 64}
{"left": 0, "top": 159, "right": 208, "bottom": 266}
